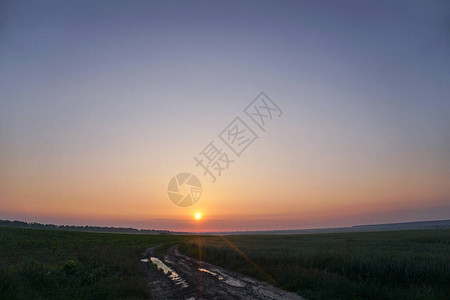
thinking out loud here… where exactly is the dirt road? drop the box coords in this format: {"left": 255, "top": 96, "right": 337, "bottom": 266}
{"left": 140, "top": 244, "right": 305, "bottom": 300}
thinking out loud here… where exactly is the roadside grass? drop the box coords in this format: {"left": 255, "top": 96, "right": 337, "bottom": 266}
{"left": 2, "top": 226, "right": 449, "bottom": 299}
{"left": 179, "top": 229, "right": 450, "bottom": 300}
{"left": 0, "top": 226, "right": 188, "bottom": 300}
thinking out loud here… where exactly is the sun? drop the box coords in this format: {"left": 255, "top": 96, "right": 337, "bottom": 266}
{"left": 194, "top": 212, "right": 202, "bottom": 220}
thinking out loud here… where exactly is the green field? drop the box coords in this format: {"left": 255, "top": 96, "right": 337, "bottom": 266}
{"left": 179, "top": 229, "right": 450, "bottom": 300}
{"left": 0, "top": 227, "right": 187, "bottom": 300}
{"left": 1, "top": 227, "right": 449, "bottom": 299}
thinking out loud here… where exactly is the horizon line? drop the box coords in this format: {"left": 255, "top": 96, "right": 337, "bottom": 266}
{"left": 1, "top": 217, "right": 449, "bottom": 234}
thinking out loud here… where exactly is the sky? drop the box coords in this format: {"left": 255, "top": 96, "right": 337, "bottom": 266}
{"left": 1, "top": 0, "right": 449, "bottom": 232}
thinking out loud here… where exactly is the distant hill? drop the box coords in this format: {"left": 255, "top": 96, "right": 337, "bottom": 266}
{"left": 352, "top": 219, "right": 450, "bottom": 230}
{"left": 0, "top": 219, "right": 172, "bottom": 235}
{"left": 204, "top": 219, "right": 450, "bottom": 235}
{"left": 1, "top": 218, "right": 449, "bottom": 235}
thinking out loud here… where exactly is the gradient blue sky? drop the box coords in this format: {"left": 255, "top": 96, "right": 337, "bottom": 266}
{"left": 1, "top": 1, "right": 449, "bottom": 231}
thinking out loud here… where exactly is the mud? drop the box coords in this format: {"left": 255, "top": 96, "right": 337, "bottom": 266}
{"left": 140, "top": 244, "right": 305, "bottom": 300}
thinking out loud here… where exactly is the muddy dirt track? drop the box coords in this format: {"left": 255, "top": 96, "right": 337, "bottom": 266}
{"left": 140, "top": 244, "right": 305, "bottom": 300}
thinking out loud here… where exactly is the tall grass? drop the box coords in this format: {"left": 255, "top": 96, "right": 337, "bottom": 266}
{"left": 179, "top": 229, "right": 450, "bottom": 299}
{"left": 0, "top": 227, "right": 185, "bottom": 300}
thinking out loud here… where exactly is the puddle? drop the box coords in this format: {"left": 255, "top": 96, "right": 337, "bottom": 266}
{"left": 199, "top": 267, "right": 245, "bottom": 287}
{"left": 199, "top": 268, "right": 224, "bottom": 280}
{"left": 222, "top": 276, "right": 246, "bottom": 287}
{"left": 150, "top": 257, "right": 189, "bottom": 288}
{"left": 199, "top": 268, "right": 217, "bottom": 276}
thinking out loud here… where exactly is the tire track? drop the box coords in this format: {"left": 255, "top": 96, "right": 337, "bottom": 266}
{"left": 140, "top": 244, "right": 305, "bottom": 300}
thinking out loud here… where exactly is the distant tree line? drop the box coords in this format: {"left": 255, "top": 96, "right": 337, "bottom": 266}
{"left": 0, "top": 219, "right": 172, "bottom": 234}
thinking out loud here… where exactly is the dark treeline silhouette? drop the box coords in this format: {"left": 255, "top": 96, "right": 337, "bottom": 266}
{"left": 0, "top": 219, "right": 171, "bottom": 234}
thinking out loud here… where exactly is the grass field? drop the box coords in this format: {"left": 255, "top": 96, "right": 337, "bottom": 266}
{"left": 1, "top": 227, "right": 449, "bottom": 299}
{"left": 0, "top": 227, "right": 187, "bottom": 300}
{"left": 179, "top": 229, "right": 450, "bottom": 300}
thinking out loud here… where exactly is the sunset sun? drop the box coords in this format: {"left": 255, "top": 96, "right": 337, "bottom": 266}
{"left": 194, "top": 212, "right": 202, "bottom": 220}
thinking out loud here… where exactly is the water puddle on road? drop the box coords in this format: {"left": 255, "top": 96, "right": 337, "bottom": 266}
{"left": 149, "top": 257, "right": 189, "bottom": 288}
{"left": 222, "top": 277, "right": 246, "bottom": 287}
{"left": 199, "top": 268, "right": 224, "bottom": 280}
{"left": 198, "top": 267, "right": 245, "bottom": 287}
